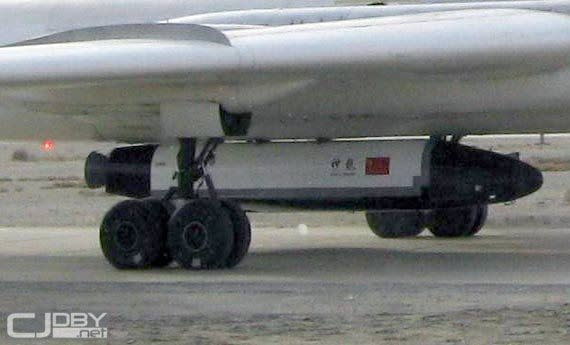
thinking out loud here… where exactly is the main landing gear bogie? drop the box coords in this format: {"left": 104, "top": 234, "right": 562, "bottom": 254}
{"left": 100, "top": 197, "right": 252, "bottom": 270}
{"left": 365, "top": 204, "right": 489, "bottom": 239}
{"left": 99, "top": 137, "right": 252, "bottom": 270}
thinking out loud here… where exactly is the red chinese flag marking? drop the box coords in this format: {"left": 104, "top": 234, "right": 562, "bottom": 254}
{"left": 366, "top": 157, "right": 390, "bottom": 175}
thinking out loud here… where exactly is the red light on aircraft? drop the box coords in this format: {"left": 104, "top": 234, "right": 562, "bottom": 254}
{"left": 366, "top": 157, "right": 390, "bottom": 175}
{"left": 41, "top": 140, "right": 55, "bottom": 152}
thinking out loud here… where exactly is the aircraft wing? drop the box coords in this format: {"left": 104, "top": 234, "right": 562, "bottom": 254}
{"left": 1, "top": 9, "right": 570, "bottom": 141}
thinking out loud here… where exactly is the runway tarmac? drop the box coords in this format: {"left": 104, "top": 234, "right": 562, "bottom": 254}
{"left": 0, "top": 225, "right": 569, "bottom": 344}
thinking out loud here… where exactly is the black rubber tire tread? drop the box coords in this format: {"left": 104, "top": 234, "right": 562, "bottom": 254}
{"left": 100, "top": 200, "right": 164, "bottom": 269}
{"left": 221, "top": 201, "right": 252, "bottom": 268}
{"left": 167, "top": 199, "right": 234, "bottom": 270}
{"left": 365, "top": 210, "right": 424, "bottom": 238}
{"left": 428, "top": 206, "right": 478, "bottom": 238}
{"left": 465, "top": 204, "right": 488, "bottom": 237}
{"left": 141, "top": 199, "right": 172, "bottom": 267}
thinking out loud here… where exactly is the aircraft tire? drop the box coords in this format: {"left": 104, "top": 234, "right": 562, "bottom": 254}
{"left": 365, "top": 210, "right": 424, "bottom": 238}
{"left": 428, "top": 206, "right": 479, "bottom": 238}
{"left": 221, "top": 201, "right": 252, "bottom": 268}
{"left": 141, "top": 198, "right": 173, "bottom": 267}
{"left": 167, "top": 199, "right": 234, "bottom": 269}
{"left": 464, "top": 204, "right": 488, "bottom": 237}
{"left": 100, "top": 200, "right": 165, "bottom": 269}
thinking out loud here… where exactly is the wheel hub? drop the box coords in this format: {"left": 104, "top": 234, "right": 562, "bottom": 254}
{"left": 114, "top": 222, "right": 138, "bottom": 251}
{"left": 183, "top": 221, "right": 208, "bottom": 252}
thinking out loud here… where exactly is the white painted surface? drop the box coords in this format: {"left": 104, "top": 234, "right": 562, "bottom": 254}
{"left": 2, "top": 9, "right": 570, "bottom": 140}
{"left": 172, "top": 0, "right": 570, "bottom": 27}
{"left": 160, "top": 101, "right": 224, "bottom": 139}
{"left": 151, "top": 140, "right": 427, "bottom": 192}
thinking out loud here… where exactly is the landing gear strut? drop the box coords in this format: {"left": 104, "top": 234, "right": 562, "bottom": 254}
{"left": 99, "top": 137, "right": 252, "bottom": 270}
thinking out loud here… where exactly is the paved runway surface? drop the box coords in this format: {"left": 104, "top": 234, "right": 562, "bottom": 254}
{"left": 0, "top": 225, "right": 569, "bottom": 344}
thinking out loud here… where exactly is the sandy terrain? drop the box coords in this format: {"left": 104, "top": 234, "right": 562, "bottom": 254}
{"left": 0, "top": 135, "right": 569, "bottom": 344}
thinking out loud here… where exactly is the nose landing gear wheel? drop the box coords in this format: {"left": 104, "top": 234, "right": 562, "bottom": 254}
{"left": 365, "top": 210, "right": 424, "bottom": 238}
{"left": 167, "top": 199, "right": 234, "bottom": 269}
{"left": 100, "top": 200, "right": 166, "bottom": 269}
